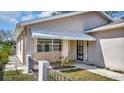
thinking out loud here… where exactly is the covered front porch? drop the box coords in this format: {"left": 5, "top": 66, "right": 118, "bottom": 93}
{"left": 31, "top": 30, "right": 96, "bottom": 63}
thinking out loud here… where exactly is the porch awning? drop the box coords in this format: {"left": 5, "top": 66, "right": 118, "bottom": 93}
{"left": 31, "top": 30, "right": 96, "bottom": 41}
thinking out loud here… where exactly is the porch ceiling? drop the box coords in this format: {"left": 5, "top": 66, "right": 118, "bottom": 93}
{"left": 31, "top": 30, "right": 96, "bottom": 41}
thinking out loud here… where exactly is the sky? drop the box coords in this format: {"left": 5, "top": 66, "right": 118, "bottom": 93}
{"left": 0, "top": 11, "right": 124, "bottom": 31}
{"left": 0, "top": 11, "right": 54, "bottom": 31}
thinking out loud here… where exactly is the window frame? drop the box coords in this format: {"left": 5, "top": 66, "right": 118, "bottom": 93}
{"left": 37, "top": 38, "right": 61, "bottom": 52}
{"left": 37, "top": 39, "right": 52, "bottom": 52}
{"left": 53, "top": 39, "right": 61, "bottom": 51}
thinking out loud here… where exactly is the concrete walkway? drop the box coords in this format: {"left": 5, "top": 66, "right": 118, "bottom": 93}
{"left": 76, "top": 63, "right": 124, "bottom": 81}
{"left": 3, "top": 56, "right": 24, "bottom": 71}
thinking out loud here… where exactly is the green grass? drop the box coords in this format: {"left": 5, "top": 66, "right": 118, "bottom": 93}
{"left": 0, "top": 70, "right": 37, "bottom": 81}
{"left": 61, "top": 68, "right": 116, "bottom": 81}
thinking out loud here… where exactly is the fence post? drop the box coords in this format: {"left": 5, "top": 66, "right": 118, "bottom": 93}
{"left": 25, "top": 55, "right": 31, "bottom": 74}
{"left": 39, "top": 60, "right": 49, "bottom": 81}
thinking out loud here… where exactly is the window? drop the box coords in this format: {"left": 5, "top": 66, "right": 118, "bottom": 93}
{"left": 53, "top": 39, "right": 61, "bottom": 51}
{"left": 37, "top": 39, "right": 52, "bottom": 52}
{"left": 37, "top": 39, "right": 61, "bottom": 52}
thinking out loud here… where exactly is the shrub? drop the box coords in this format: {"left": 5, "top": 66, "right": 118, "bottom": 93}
{"left": 0, "top": 44, "right": 11, "bottom": 65}
{"left": 0, "top": 51, "right": 9, "bottom": 65}
{"left": 10, "top": 48, "right": 16, "bottom": 55}
{"left": 56, "top": 56, "right": 74, "bottom": 67}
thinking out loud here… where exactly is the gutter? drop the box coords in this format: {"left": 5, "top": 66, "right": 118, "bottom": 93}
{"left": 86, "top": 23, "right": 124, "bottom": 33}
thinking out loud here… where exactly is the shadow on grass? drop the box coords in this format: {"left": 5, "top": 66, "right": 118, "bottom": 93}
{"left": 0, "top": 64, "right": 4, "bottom": 81}
{"left": 0, "top": 67, "right": 21, "bottom": 81}
{"left": 53, "top": 66, "right": 76, "bottom": 70}
{"left": 0, "top": 71, "right": 4, "bottom": 81}
{"left": 0, "top": 70, "right": 37, "bottom": 81}
{"left": 61, "top": 68, "right": 83, "bottom": 72}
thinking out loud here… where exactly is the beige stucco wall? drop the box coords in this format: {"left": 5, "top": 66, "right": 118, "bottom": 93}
{"left": 16, "top": 28, "right": 34, "bottom": 64}
{"left": 61, "top": 40, "right": 77, "bottom": 60}
{"left": 32, "top": 38, "right": 37, "bottom": 53}
{"left": 88, "top": 28, "right": 124, "bottom": 71}
{"left": 61, "top": 40, "right": 69, "bottom": 57}
{"left": 26, "top": 29, "right": 34, "bottom": 55}
{"left": 69, "top": 40, "right": 77, "bottom": 60}
{"left": 32, "top": 52, "right": 61, "bottom": 62}
{"left": 16, "top": 32, "right": 24, "bottom": 64}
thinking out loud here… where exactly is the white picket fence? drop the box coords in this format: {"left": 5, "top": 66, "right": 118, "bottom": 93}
{"left": 26, "top": 55, "right": 73, "bottom": 81}
{"left": 48, "top": 67, "right": 73, "bottom": 81}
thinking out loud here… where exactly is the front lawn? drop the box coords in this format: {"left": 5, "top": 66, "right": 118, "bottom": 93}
{"left": 61, "top": 68, "right": 116, "bottom": 81}
{"left": 0, "top": 70, "right": 37, "bottom": 81}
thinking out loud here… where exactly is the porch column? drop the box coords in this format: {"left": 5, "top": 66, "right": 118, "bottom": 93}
{"left": 61, "top": 40, "right": 69, "bottom": 57}
{"left": 83, "top": 41, "right": 88, "bottom": 61}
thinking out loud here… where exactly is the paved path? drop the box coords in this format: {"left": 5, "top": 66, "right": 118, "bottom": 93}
{"left": 76, "top": 63, "right": 124, "bottom": 81}
{"left": 3, "top": 56, "right": 23, "bottom": 71}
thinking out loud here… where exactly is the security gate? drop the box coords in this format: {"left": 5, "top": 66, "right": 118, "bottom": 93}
{"left": 77, "top": 40, "right": 84, "bottom": 61}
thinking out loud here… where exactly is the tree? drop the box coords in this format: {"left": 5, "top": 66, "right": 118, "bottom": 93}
{"left": 0, "top": 30, "right": 14, "bottom": 41}
{"left": 105, "top": 11, "right": 124, "bottom": 20}
{"left": 0, "top": 29, "right": 15, "bottom": 67}
{"left": 50, "top": 11, "right": 124, "bottom": 20}
{"left": 0, "top": 29, "right": 15, "bottom": 45}
{"left": 105, "top": 11, "right": 118, "bottom": 18}
{"left": 51, "top": 11, "right": 73, "bottom": 16}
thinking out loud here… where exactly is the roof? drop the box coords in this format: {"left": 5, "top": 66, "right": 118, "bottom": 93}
{"left": 86, "top": 21, "right": 124, "bottom": 33}
{"left": 32, "top": 29, "right": 96, "bottom": 41}
{"left": 18, "top": 11, "right": 113, "bottom": 26}
{"left": 15, "top": 11, "right": 113, "bottom": 40}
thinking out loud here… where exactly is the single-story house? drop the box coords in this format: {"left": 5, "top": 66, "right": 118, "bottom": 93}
{"left": 15, "top": 11, "right": 124, "bottom": 72}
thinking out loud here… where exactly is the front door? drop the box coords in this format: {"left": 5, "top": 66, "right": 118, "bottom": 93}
{"left": 77, "top": 40, "right": 84, "bottom": 61}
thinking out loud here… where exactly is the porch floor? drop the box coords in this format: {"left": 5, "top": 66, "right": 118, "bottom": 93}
{"left": 75, "top": 62, "right": 124, "bottom": 81}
